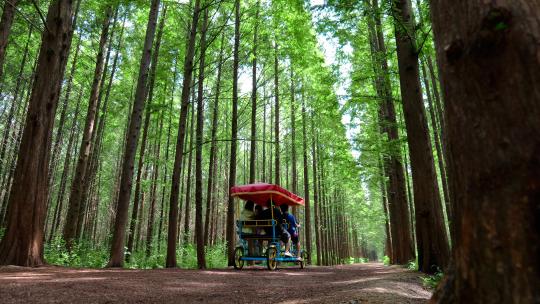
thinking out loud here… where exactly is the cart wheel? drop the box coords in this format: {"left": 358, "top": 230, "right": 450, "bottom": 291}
{"left": 300, "top": 251, "right": 307, "bottom": 269}
{"left": 266, "top": 246, "right": 278, "bottom": 271}
{"left": 234, "top": 247, "right": 244, "bottom": 270}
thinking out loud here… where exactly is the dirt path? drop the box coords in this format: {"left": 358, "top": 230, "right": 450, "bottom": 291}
{"left": 0, "top": 263, "right": 432, "bottom": 303}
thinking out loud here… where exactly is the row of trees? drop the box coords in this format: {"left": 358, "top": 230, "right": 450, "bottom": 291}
{"left": 321, "top": 0, "right": 540, "bottom": 302}
{"left": 319, "top": 0, "right": 451, "bottom": 274}
{"left": 0, "top": 0, "right": 373, "bottom": 269}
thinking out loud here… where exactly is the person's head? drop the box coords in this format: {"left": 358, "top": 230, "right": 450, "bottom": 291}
{"left": 244, "top": 201, "right": 254, "bottom": 211}
{"left": 280, "top": 204, "right": 289, "bottom": 214}
{"left": 255, "top": 205, "right": 263, "bottom": 215}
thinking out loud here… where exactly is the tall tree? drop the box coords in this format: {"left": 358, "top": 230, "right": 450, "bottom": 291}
{"left": 430, "top": 1, "right": 540, "bottom": 302}
{"left": 367, "top": 0, "right": 415, "bottom": 265}
{"left": 194, "top": 7, "right": 209, "bottom": 270}
{"left": 63, "top": 6, "right": 112, "bottom": 249}
{"left": 391, "top": 0, "right": 449, "bottom": 273}
{"left": 108, "top": 0, "right": 160, "bottom": 267}
{"left": 301, "top": 96, "right": 312, "bottom": 264}
{"left": 166, "top": 0, "right": 201, "bottom": 268}
{"left": 273, "top": 43, "right": 280, "bottom": 185}
{"left": 204, "top": 31, "right": 225, "bottom": 246}
{"left": 226, "top": 0, "right": 240, "bottom": 266}
{"left": 249, "top": 0, "right": 260, "bottom": 184}
{"left": 0, "top": 0, "right": 74, "bottom": 266}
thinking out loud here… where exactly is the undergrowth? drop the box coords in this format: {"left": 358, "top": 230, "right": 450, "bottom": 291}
{"left": 44, "top": 237, "right": 227, "bottom": 269}
{"left": 422, "top": 271, "right": 444, "bottom": 289}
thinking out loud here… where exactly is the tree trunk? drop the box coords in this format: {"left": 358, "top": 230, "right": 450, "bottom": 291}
{"left": 183, "top": 88, "right": 196, "bottom": 245}
{"left": 0, "top": 0, "right": 74, "bottom": 266}
{"left": 204, "top": 31, "right": 225, "bottom": 246}
{"left": 166, "top": 0, "right": 200, "bottom": 268}
{"left": 311, "top": 117, "right": 321, "bottom": 266}
{"left": 48, "top": 89, "right": 83, "bottom": 242}
{"left": 158, "top": 58, "right": 177, "bottom": 252}
{"left": 391, "top": 0, "right": 449, "bottom": 273}
{"left": 108, "top": 0, "right": 160, "bottom": 267}
{"left": 194, "top": 7, "right": 209, "bottom": 269}
{"left": 273, "top": 43, "right": 280, "bottom": 185}
{"left": 429, "top": 1, "right": 540, "bottom": 302}
{"left": 249, "top": 0, "right": 260, "bottom": 184}
{"left": 226, "top": 0, "right": 240, "bottom": 266}
{"left": 301, "top": 96, "right": 312, "bottom": 265}
{"left": 368, "top": 0, "right": 415, "bottom": 265}
{"left": 64, "top": 6, "right": 112, "bottom": 249}
{"left": 290, "top": 68, "right": 298, "bottom": 208}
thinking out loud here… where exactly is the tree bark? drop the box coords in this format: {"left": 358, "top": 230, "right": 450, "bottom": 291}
{"left": 249, "top": 0, "right": 260, "bottom": 184}
{"left": 369, "top": 0, "right": 415, "bottom": 265}
{"left": 391, "top": 0, "right": 449, "bottom": 273}
{"left": 301, "top": 96, "right": 312, "bottom": 265}
{"left": 0, "top": 0, "right": 74, "bottom": 266}
{"left": 108, "top": 0, "right": 160, "bottom": 267}
{"left": 194, "top": 7, "right": 208, "bottom": 269}
{"left": 166, "top": 0, "right": 200, "bottom": 268}
{"left": 273, "top": 43, "right": 280, "bottom": 185}
{"left": 311, "top": 117, "right": 321, "bottom": 266}
{"left": 430, "top": 1, "right": 540, "bottom": 302}
{"left": 226, "top": 0, "right": 240, "bottom": 266}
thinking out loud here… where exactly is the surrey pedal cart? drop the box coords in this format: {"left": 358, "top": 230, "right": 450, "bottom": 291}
{"left": 230, "top": 183, "right": 307, "bottom": 271}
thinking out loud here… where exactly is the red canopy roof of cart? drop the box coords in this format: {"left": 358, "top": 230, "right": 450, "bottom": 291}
{"left": 230, "top": 183, "right": 304, "bottom": 207}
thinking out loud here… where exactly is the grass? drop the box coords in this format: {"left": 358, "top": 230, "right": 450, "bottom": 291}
{"left": 44, "top": 237, "right": 228, "bottom": 269}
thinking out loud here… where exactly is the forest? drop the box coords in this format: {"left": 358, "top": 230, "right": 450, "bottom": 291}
{"left": 0, "top": 0, "right": 538, "bottom": 303}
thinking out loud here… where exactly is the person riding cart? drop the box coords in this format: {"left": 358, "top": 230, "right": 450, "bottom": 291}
{"left": 231, "top": 183, "right": 307, "bottom": 270}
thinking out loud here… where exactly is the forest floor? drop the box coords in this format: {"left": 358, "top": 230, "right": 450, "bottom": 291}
{"left": 0, "top": 262, "right": 432, "bottom": 303}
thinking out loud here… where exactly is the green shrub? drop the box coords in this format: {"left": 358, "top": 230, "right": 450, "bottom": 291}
{"left": 44, "top": 237, "right": 109, "bottom": 268}
{"left": 382, "top": 255, "right": 390, "bottom": 266}
{"left": 422, "top": 271, "right": 444, "bottom": 289}
{"left": 44, "top": 237, "right": 228, "bottom": 269}
{"left": 407, "top": 259, "right": 418, "bottom": 271}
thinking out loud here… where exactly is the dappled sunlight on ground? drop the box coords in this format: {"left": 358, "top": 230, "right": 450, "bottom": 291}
{"left": 0, "top": 263, "right": 431, "bottom": 303}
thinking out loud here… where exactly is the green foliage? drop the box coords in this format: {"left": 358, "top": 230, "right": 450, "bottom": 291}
{"left": 422, "top": 271, "right": 444, "bottom": 289}
{"left": 45, "top": 237, "right": 109, "bottom": 268}
{"left": 45, "top": 238, "right": 227, "bottom": 269}
{"left": 0, "top": 228, "right": 4, "bottom": 240}
{"left": 382, "top": 255, "right": 390, "bottom": 266}
{"left": 407, "top": 259, "right": 418, "bottom": 271}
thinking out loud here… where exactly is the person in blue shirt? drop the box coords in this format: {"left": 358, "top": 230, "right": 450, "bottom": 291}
{"left": 280, "top": 204, "right": 301, "bottom": 259}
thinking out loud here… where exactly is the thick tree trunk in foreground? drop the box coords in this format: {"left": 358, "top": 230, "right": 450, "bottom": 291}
{"left": 430, "top": 1, "right": 540, "bottom": 303}
{"left": 166, "top": 0, "right": 200, "bottom": 268}
{"left": 391, "top": 0, "right": 449, "bottom": 273}
{"left": 226, "top": 0, "right": 240, "bottom": 266}
{"left": 0, "top": 0, "right": 73, "bottom": 266}
{"left": 108, "top": 0, "right": 160, "bottom": 267}
{"left": 64, "top": 7, "right": 112, "bottom": 249}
